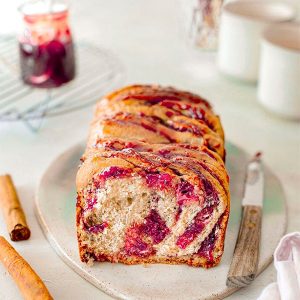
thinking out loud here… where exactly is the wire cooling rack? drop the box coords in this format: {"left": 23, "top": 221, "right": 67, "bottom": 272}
{"left": 0, "top": 36, "right": 125, "bottom": 131}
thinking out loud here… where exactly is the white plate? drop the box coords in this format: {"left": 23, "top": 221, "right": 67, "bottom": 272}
{"left": 35, "top": 142, "right": 286, "bottom": 300}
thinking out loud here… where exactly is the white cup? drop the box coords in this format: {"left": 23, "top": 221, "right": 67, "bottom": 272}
{"left": 258, "top": 22, "right": 300, "bottom": 120}
{"left": 217, "top": 1, "right": 295, "bottom": 82}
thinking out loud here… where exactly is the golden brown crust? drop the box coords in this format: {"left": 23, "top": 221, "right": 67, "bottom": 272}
{"left": 91, "top": 84, "right": 225, "bottom": 159}
{"left": 95, "top": 95, "right": 224, "bottom": 139}
{"left": 88, "top": 113, "right": 225, "bottom": 159}
{"left": 103, "top": 85, "right": 212, "bottom": 109}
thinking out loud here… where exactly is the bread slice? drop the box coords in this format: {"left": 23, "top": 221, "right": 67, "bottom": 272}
{"left": 76, "top": 85, "right": 229, "bottom": 268}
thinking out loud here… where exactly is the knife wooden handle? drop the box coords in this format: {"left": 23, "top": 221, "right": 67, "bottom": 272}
{"left": 226, "top": 205, "right": 262, "bottom": 287}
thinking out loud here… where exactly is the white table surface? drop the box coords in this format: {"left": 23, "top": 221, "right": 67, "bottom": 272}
{"left": 0, "top": 1, "right": 299, "bottom": 299}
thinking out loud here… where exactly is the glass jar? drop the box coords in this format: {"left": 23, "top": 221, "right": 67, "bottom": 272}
{"left": 180, "top": 0, "right": 223, "bottom": 51}
{"left": 18, "top": 0, "right": 76, "bottom": 88}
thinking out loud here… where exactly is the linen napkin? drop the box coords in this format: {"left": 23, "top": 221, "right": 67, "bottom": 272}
{"left": 257, "top": 232, "right": 300, "bottom": 300}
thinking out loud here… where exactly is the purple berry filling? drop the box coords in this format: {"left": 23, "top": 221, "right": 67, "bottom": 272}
{"left": 176, "top": 181, "right": 199, "bottom": 206}
{"left": 197, "top": 215, "right": 223, "bottom": 261}
{"left": 124, "top": 209, "right": 170, "bottom": 257}
{"left": 87, "top": 222, "right": 109, "bottom": 234}
{"left": 143, "top": 209, "right": 170, "bottom": 244}
{"left": 93, "top": 166, "right": 132, "bottom": 189}
{"left": 176, "top": 205, "right": 215, "bottom": 249}
{"left": 145, "top": 173, "right": 173, "bottom": 189}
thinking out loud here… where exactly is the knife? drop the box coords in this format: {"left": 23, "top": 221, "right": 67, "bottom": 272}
{"left": 226, "top": 152, "right": 264, "bottom": 288}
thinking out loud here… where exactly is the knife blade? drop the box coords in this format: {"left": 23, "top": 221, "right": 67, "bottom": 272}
{"left": 226, "top": 152, "right": 264, "bottom": 288}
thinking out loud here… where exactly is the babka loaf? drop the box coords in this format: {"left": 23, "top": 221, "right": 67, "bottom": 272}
{"left": 76, "top": 85, "right": 229, "bottom": 268}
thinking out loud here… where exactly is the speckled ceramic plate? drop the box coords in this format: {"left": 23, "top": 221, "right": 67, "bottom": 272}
{"left": 35, "top": 142, "right": 287, "bottom": 300}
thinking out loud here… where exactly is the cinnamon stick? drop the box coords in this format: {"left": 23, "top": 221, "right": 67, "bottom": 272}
{"left": 0, "top": 236, "right": 53, "bottom": 300}
{"left": 0, "top": 175, "right": 30, "bottom": 241}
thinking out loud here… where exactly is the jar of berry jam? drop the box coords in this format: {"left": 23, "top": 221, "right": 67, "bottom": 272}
{"left": 18, "top": 0, "right": 76, "bottom": 88}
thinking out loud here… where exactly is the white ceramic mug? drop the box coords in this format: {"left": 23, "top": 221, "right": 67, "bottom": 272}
{"left": 258, "top": 22, "right": 300, "bottom": 120}
{"left": 217, "top": 1, "right": 295, "bottom": 82}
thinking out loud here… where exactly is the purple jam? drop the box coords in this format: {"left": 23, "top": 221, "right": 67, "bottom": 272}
{"left": 124, "top": 209, "right": 170, "bottom": 257}
{"left": 85, "top": 191, "right": 98, "bottom": 210}
{"left": 201, "top": 176, "right": 219, "bottom": 206}
{"left": 176, "top": 205, "right": 215, "bottom": 249}
{"left": 191, "top": 107, "right": 206, "bottom": 121}
{"left": 176, "top": 181, "right": 199, "bottom": 206}
{"left": 137, "top": 118, "right": 176, "bottom": 143}
{"left": 167, "top": 122, "right": 202, "bottom": 136}
{"left": 102, "top": 166, "right": 131, "bottom": 179}
{"left": 124, "top": 141, "right": 140, "bottom": 149}
{"left": 158, "top": 129, "right": 176, "bottom": 142}
{"left": 179, "top": 144, "right": 199, "bottom": 151}
{"left": 145, "top": 173, "right": 173, "bottom": 189}
{"left": 121, "top": 89, "right": 210, "bottom": 107}
{"left": 165, "top": 111, "right": 174, "bottom": 118}
{"left": 141, "top": 122, "right": 157, "bottom": 133}
{"left": 202, "top": 148, "right": 218, "bottom": 159}
{"left": 93, "top": 167, "right": 132, "bottom": 189}
{"left": 126, "top": 237, "right": 153, "bottom": 257}
{"left": 124, "top": 226, "right": 154, "bottom": 257}
{"left": 93, "top": 253, "right": 108, "bottom": 262}
{"left": 142, "top": 209, "right": 170, "bottom": 244}
{"left": 159, "top": 100, "right": 215, "bottom": 130}
{"left": 19, "top": 40, "right": 75, "bottom": 88}
{"left": 86, "top": 221, "right": 109, "bottom": 234}
{"left": 123, "top": 94, "right": 183, "bottom": 104}
{"left": 199, "top": 162, "right": 227, "bottom": 197}
{"left": 197, "top": 217, "right": 222, "bottom": 261}
{"left": 175, "top": 160, "right": 219, "bottom": 208}
{"left": 197, "top": 229, "right": 216, "bottom": 261}
{"left": 160, "top": 100, "right": 178, "bottom": 110}
{"left": 158, "top": 149, "right": 171, "bottom": 156}
{"left": 100, "top": 140, "right": 124, "bottom": 151}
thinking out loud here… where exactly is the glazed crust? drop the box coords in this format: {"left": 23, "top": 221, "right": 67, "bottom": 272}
{"left": 91, "top": 84, "right": 225, "bottom": 159}
{"left": 76, "top": 84, "right": 230, "bottom": 268}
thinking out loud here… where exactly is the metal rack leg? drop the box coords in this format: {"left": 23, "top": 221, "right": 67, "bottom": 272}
{"left": 22, "top": 89, "right": 52, "bottom": 133}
